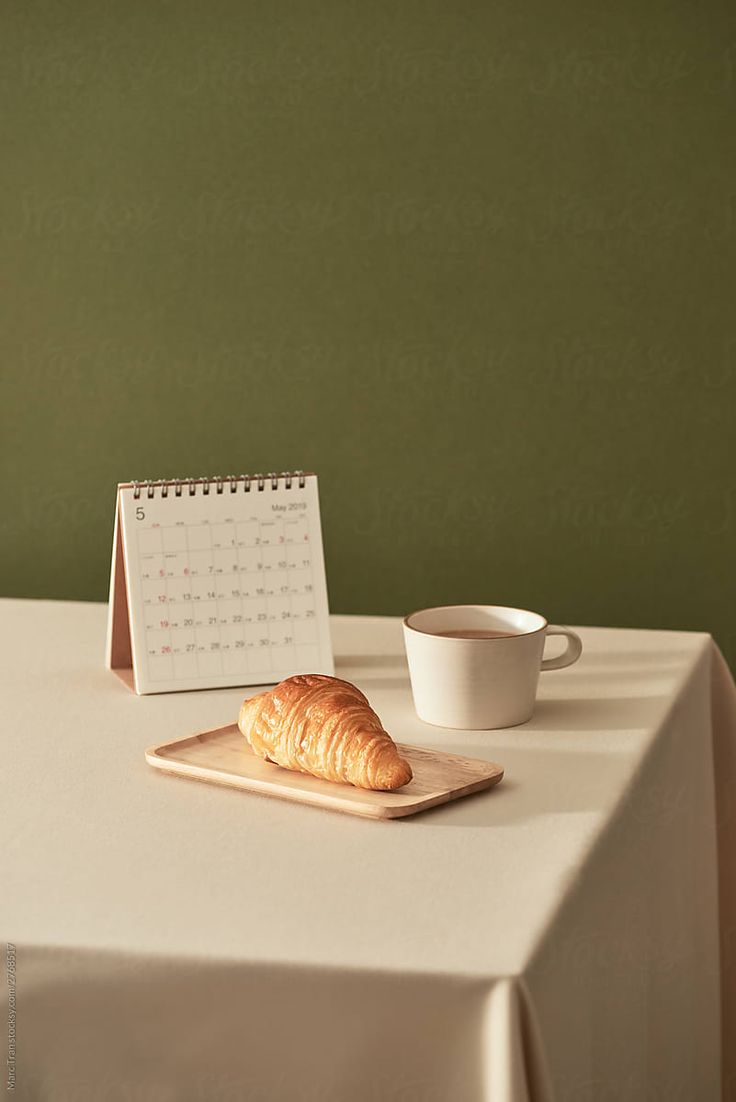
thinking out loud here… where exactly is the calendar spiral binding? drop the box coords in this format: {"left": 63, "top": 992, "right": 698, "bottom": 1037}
{"left": 130, "top": 471, "right": 307, "bottom": 500}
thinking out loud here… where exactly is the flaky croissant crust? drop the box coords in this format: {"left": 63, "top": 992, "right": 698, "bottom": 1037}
{"left": 238, "top": 674, "right": 413, "bottom": 791}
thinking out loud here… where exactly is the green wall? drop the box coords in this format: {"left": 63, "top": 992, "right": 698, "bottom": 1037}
{"left": 3, "top": 1, "right": 735, "bottom": 669}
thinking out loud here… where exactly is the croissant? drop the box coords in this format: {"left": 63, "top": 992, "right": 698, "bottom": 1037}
{"left": 238, "top": 674, "right": 413, "bottom": 791}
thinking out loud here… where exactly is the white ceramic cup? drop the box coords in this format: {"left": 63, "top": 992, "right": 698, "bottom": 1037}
{"left": 402, "top": 604, "right": 582, "bottom": 729}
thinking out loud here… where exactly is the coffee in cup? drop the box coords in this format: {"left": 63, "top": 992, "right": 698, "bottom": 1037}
{"left": 402, "top": 604, "right": 582, "bottom": 729}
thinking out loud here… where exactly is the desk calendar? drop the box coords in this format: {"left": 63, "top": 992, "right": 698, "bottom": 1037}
{"left": 106, "top": 473, "right": 333, "bottom": 694}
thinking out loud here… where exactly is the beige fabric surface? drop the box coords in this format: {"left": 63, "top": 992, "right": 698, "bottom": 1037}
{"left": 0, "top": 599, "right": 733, "bottom": 1101}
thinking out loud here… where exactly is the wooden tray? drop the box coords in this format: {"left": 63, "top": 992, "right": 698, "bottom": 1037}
{"left": 145, "top": 724, "right": 504, "bottom": 820}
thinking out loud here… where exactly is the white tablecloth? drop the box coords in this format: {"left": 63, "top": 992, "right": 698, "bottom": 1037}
{"left": 1, "top": 600, "right": 734, "bottom": 1101}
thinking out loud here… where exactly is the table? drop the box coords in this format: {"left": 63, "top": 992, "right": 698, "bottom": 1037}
{"left": 1, "top": 599, "right": 734, "bottom": 1101}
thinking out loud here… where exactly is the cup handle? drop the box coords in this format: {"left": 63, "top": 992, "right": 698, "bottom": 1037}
{"left": 541, "top": 626, "right": 582, "bottom": 671}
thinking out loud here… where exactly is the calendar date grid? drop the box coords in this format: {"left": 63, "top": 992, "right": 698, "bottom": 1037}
{"left": 136, "top": 514, "right": 320, "bottom": 681}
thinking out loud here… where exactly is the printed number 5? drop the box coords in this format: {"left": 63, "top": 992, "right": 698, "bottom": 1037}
{"left": 136, "top": 506, "right": 145, "bottom": 520}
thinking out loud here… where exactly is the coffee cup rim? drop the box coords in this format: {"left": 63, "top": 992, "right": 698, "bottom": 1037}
{"left": 403, "top": 604, "right": 548, "bottom": 639}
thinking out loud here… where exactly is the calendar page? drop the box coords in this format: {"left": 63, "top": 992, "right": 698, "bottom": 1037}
{"left": 112, "top": 474, "right": 333, "bottom": 694}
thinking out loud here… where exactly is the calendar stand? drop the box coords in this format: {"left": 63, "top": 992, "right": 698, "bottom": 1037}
{"left": 105, "top": 474, "right": 333, "bottom": 696}
{"left": 106, "top": 496, "right": 136, "bottom": 691}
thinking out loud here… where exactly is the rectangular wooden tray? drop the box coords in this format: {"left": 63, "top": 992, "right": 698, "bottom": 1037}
{"left": 145, "top": 724, "right": 504, "bottom": 819}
